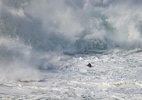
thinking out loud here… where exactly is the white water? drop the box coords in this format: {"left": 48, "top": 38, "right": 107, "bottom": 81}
{"left": 0, "top": 0, "right": 142, "bottom": 99}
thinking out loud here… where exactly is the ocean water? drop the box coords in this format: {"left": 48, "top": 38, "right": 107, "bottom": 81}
{"left": 0, "top": 0, "right": 142, "bottom": 99}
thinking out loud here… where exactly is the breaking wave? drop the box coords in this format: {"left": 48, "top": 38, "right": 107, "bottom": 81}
{"left": 1, "top": 0, "right": 142, "bottom": 52}
{"left": 1, "top": 0, "right": 142, "bottom": 80}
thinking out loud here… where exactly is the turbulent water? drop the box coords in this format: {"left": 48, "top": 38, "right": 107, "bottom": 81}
{"left": 0, "top": 0, "right": 142, "bottom": 99}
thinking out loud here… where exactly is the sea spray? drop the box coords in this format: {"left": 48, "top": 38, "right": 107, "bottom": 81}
{"left": 1, "top": 0, "right": 142, "bottom": 80}
{"left": 1, "top": 0, "right": 142, "bottom": 52}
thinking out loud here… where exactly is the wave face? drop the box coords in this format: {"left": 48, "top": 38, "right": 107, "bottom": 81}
{"left": 1, "top": 0, "right": 142, "bottom": 80}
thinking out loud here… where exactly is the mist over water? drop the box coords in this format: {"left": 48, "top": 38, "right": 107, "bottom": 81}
{"left": 1, "top": 0, "right": 142, "bottom": 80}
{"left": 1, "top": 0, "right": 142, "bottom": 51}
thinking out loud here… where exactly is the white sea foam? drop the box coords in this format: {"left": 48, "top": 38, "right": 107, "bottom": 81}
{"left": 0, "top": 1, "right": 142, "bottom": 99}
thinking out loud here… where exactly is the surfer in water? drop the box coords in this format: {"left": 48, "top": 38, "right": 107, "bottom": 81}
{"left": 87, "top": 63, "right": 92, "bottom": 68}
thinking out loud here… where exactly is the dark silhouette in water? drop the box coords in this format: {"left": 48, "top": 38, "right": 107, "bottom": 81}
{"left": 87, "top": 63, "right": 92, "bottom": 68}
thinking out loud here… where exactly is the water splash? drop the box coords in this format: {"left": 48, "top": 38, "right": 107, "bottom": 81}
{"left": 0, "top": 0, "right": 142, "bottom": 80}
